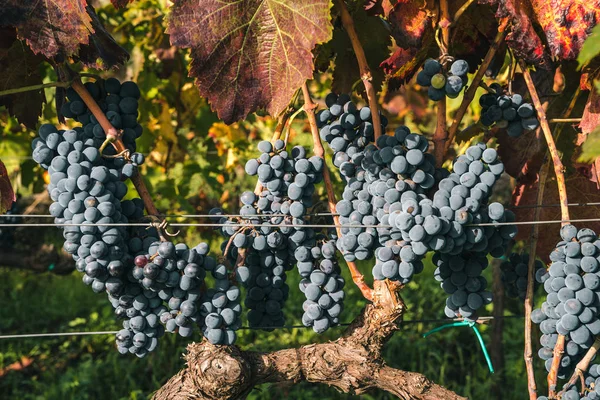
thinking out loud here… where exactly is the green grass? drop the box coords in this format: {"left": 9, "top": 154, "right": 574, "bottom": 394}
{"left": 0, "top": 260, "right": 542, "bottom": 400}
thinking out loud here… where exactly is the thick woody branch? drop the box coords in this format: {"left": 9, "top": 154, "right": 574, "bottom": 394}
{"left": 445, "top": 19, "right": 508, "bottom": 153}
{"left": 302, "top": 82, "right": 373, "bottom": 301}
{"left": 153, "top": 281, "right": 464, "bottom": 400}
{"left": 333, "top": 0, "right": 382, "bottom": 141}
{"left": 524, "top": 160, "right": 549, "bottom": 400}
{"left": 70, "top": 79, "right": 160, "bottom": 216}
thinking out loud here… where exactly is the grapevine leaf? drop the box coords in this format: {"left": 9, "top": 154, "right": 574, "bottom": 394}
{"left": 484, "top": 0, "right": 600, "bottom": 66}
{"left": 579, "top": 126, "right": 600, "bottom": 163}
{"left": 0, "top": 35, "right": 45, "bottom": 129}
{"left": 0, "top": 159, "right": 15, "bottom": 215}
{"left": 579, "top": 88, "right": 600, "bottom": 135}
{"left": 0, "top": 0, "right": 93, "bottom": 59}
{"left": 578, "top": 24, "right": 600, "bottom": 68}
{"left": 76, "top": 6, "right": 130, "bottom": 69}
{"left": 330, "top": 10, "right": 390, "bottom": 95}
{"left": 383, "top": 36, "right": 434, "bottom": 87}
{"left": 386, "top": 1, "right": 432, "bottom": 49}
{"left": 167, "top": 0, "right": 333, "bottom": 124}
{"left": 513, "top": 172, "right": 600, "bottom": 261}
{"left": 111, "top": 0, "right": 132, "bottom": 8}
{"left": 529, "top": 0, "right": 600, "bottom": 60}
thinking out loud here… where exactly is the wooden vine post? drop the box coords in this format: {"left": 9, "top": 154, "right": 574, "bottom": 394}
{"left": 520, "top": 62, "right": 571, "bottom": 398}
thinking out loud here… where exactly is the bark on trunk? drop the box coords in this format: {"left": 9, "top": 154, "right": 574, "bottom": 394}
{"left": 154, "top": 281, "right": 466, "bottom": 400}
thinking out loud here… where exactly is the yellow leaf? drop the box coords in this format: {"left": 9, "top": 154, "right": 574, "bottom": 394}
{"left": 225, "top": 148, "right": 237, "bottom": 169}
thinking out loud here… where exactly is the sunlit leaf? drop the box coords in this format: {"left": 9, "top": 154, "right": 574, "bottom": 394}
{"left": 167, "top": 0, "right": 333, "bottom": 123}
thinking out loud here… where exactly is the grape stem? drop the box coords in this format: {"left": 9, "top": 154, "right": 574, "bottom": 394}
{"left": 68, "top": 78, "right": 161, "bottom": 218}
{"left": 433, "top": 0, "right": 450, "bottom": 167}
{"left": 0, "top": 81, "right": 70, "bottom": 96}
{"left": 520, "top": 63, "right": 570, "bottom": 397}
{"left": 558, "top": 337, "right": 600, "bottom": 397}
{"left": 333, "top": 0, "right": 382, "bottom": 142}
{"left": 524, "top": 160, "right": 549, "bottom": 400}
{"left": 445, "top": 18, "right": 509, "bottom": 153}
{"left": 302, "top": 82, "right": 374, "bottom": 302}
{"left": 549, "top": 118, "right": 582, "bottom": 123}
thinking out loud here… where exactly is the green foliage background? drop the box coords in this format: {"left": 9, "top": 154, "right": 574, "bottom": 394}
{"left": 0, "top": 0, "right": 575, "bottom": 399}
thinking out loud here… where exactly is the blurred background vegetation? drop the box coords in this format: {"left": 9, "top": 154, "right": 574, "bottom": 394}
{"left": 0, "top": 0, "right": 555, "bottom": 399}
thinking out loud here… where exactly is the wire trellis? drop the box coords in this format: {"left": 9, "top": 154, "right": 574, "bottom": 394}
{"left": 0, "top": 315, "right": 524, "bottom": 340}
{"left": 0, "top": 217, "right": 599, "bottom": 229}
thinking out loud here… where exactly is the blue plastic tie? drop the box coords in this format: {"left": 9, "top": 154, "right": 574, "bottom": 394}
{"left": 423, "top": 320, "right": 494, "bottom": 374}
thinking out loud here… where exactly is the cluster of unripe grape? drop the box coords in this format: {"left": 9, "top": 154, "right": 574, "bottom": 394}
{"left": 416, "top": 58, "right": 470, "bottom": 101}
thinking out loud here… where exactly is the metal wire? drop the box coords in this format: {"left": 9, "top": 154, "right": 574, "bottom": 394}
{"left": 1, "top": 217, "right": 600, "bottom": 229}
{"left": 0, "top": 315, "right": 524, "bottom": 339}
{"left": 3, "top": 200, "right": 600, "bottom": 220}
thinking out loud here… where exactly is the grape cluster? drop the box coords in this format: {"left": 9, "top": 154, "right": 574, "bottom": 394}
{"left": 479, "top": 86, "right": 539, "bottom": 137}
{"left": 551, "top": 364, "right": 600, "bottom": 400}
{"left": 433, "top": 252, "right": 492, "bottom": 320}
{"left": 335, "top": 126, "right": 437, "bottom": 264}
{"left": 215, "top": 140, "right": 327, "bottom": 330}
{"left": 416, "top": 58, "right": 470, "bottom": 101}
{"left": 198, "top": 261, "right": 242, "bottom": 345}
{"left": 500, "top": 252, "right": 545, "bottom": 299}
{"left": 533, "top": 225, "right": 600, "bottom": 378}
{"left": 61, "top": 79, "right": 143, "bottom": 154}
{"left": 297, "top": 236, "right": 345, "bottom": 333}
{"left": 33, "top": 80, "right": 239, "bottom": 356}
{"left": 0, "top": 201, "right": 19, "bottom": 247}
{"left": 316, "top": 93, "right": 385, "bottom": 176}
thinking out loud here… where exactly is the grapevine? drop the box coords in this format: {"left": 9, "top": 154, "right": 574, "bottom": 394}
{"left": 2, "top": 1, "right": 600, "bottom": 399}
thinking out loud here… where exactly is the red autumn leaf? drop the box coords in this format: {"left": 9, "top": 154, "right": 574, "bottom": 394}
{"left": 386, "top": 1, "right": 432, "bottom": 49}
{"left": 0, "top": 4, "right": 127, "bottom": 69}
{"left": 530, "top": 0, "right": 600, "bottom": 60}
{"left": 484, "top": 0, "right": 600, "bottom": 67}
{"left": 513, "top": 172, "right": 600, "bottom": 262}
{"left": 167, "top": 0, "right": 333, "bottom": 124}
{"left": 0, "top": 33, "right": 45, "bottom": 129}
{"left": 483, "top": 0, "right": 551, "bottom": 67}
{"left": 0, "top": 0, "right": 92, "bottom": 59}
{"left": 0, "top": 159, "right": 15, "bottom": 215}
{"left": 579, "top": 88, "right": 600, "bottom": 135}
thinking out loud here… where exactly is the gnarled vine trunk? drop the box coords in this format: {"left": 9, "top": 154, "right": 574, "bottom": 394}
{"left": 154, "top": 281, "right": 465, "bottom": 400}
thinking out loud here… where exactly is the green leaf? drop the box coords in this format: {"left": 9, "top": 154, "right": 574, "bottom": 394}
{"left": 167, "top": 0, "right": 333, "bottom": 124}
{"left": 578, "top": 24, "right": 600, "bottom": 68}
{"left": 579, "top": 126, "right": 600, "bottom": 162}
